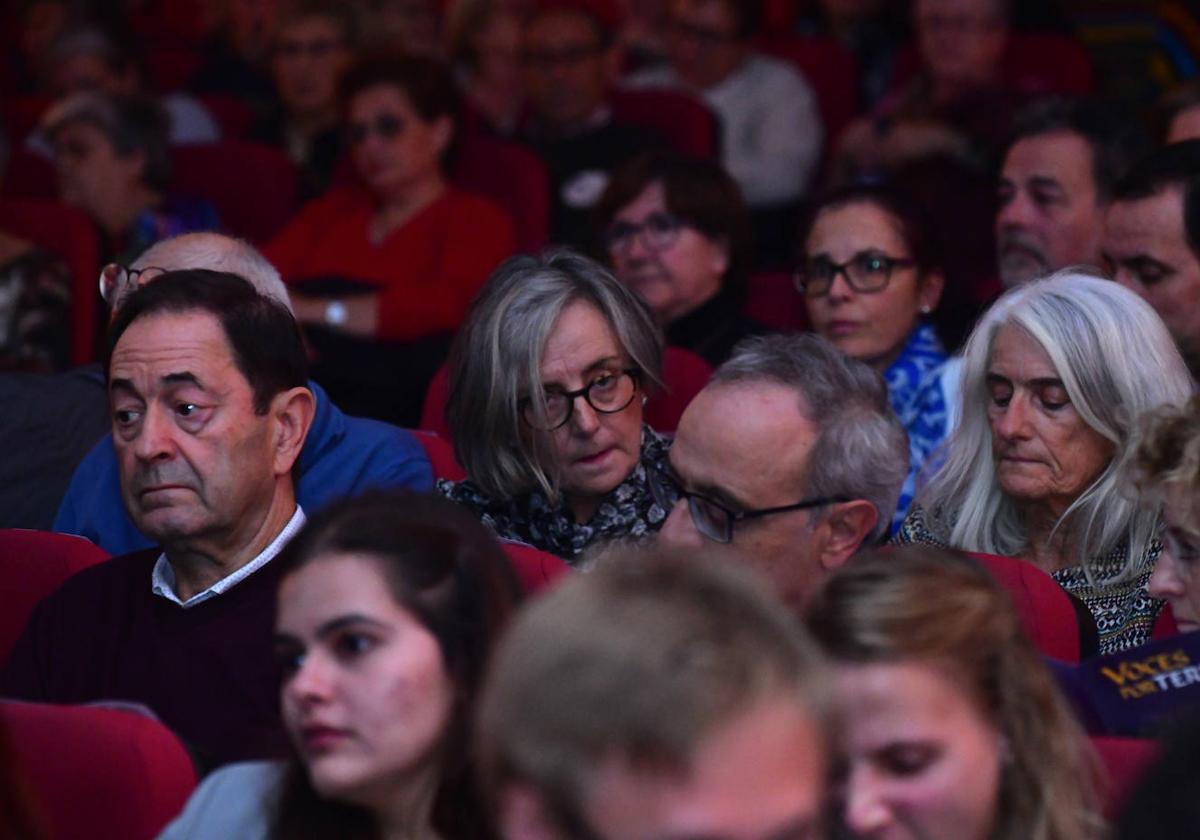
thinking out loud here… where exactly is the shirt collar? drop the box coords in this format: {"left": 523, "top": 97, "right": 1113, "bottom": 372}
{"left": 151, "top": 506, "right": 307, "bottom": 608}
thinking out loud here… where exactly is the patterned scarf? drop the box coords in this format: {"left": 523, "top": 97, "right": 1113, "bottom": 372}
{"left": 438, "top": 427, "right": 674, "bottom": 563}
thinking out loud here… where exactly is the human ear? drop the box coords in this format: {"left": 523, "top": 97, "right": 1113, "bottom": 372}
{"left": 918, "top": 269, "right": 945, "bottom": 314}
{"left": 270, "top": 386, "right": 316, "bottom": 476}
{"left": 431, "top": 115, "right": 454, "bottom": 158}
{"left": 816, "top": 500, "right": 879, "bottom": 571}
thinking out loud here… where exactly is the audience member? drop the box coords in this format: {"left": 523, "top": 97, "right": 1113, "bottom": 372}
{"left": 795, "top": 0, "right": 910, "bottom": 106}
{"left": 266, "top": 54, "right": 516, "bottom": 424}
{"left": 447, "top": 0, "right": 524, "bottom": 135}
{"left": 55, "top": 232, "right": 434, "bottom": 556}
{"left": 1131, "top": 395, "right": 1200, "bottom": 635}
{"left": 1103, "top": 140, "right": 1200, "bottom": 380}
{"left": 40, "top": 27, "right": 220, "bottom": 145}
{"left": 614, "top": 0, "right": 670, "bottom": 69}
{"left": 1159, "top": 81, "right": 1200, "bottom": 144}
{"left": 478, "top": 547, "right": 832, "bottom": 840}
{"left": 186, "top": 0, "right": 281, "bottom": 108}
{"left": 625, "top": 0, "right": 822, "bottom": 214}
{"left": 6, "top": 0, "right": 79, "bottom": 95}
{"left": 0, "top": 712, "right": 45, "bottom": 840}
{"left": 518, "top": 2, "right": 662, "bottom": 249}
{"left": 798, "top": 183, "right": 954, "bottom": 527}
{"left": 41, "top": 92, "right": 218, "bottom": 264}
{"left": 439, "top": 250, "right": 670, "bottom": 562}
{"left": 249, "top": 0, "right": 358, "bottom": 201}
{"left": 808, "top": 545, "right": 1105, "bottom": 839}
{"left": 593, "top": 150, "right": 758, "bottom": 365}
{"left": 369, "top": 0, "right": 444, "bottom": 56}
{"left": 996, "top": 96, "right": 1148, "bottom": 288}
{"left": 2, "top": 271, "right": 316, "bottom": 770}
{"left": 159, "top": 490, "right": 520, "bottom": 839}
{"left": 654, "top": 333, "right": 909, "bottom": 607}
{"left": 835, "top": 0, "right": 1013, "bottom": 179}
{"left": 896, "top": 271, "right": 1193, "bottom": 653}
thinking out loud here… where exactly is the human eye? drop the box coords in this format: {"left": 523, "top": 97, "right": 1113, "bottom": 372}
{"left": 605, "top": 221, "right": 638, "bottom": 248}
{"left": 591, "top": 371, "right": 619, "bottom": 392}
{"left": 274, "top": 642, "right": 305, "bottom": 679}
{"left": 856, "top": 252, "right": 891, "bottom": 276}
{"left": 879, "top": 743, "right": 939, "bottom": 777}
{"left": 805, "top": 256, "right": 835, "bottom": 281}
{"left": 1031, "top": 187, "right": 1064, "bottom": 209}
{"left": 173, "top": 400, "right": 212, "bottom": 430}
{"left": 987, "top": 379, "right": 1012, "bottom": 407}
{"left": 333, "top": 631, "right": 376, "bottom": 661}
{"left": 996, "top": 180, "right": 1015, "bottom": 206}
{"left": 1135, "top": 260, "right": 1173, "bottom": 287}
{"left": 1037, "top": 384, "right": 1070, "bottom": 410}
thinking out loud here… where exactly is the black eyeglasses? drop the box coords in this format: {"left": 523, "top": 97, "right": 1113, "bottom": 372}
{"left": 98, "top": 263, "right": 168, "bottom": 307}
{"left": 520, "top": 43, "right": 604, "bottom": 68}
{"left": 520, "top": 370, "right": 640, "bottom": 431}
{"left": 648, "top": 462, "right": 849, "bottom": 544}
{"left": 794, "top": 252, "right": 916, "bottom": 298}
{"left": 603, "top": 213, "right": 685, "bottom": 255}
{"left": 347, "top": 113, "right": 404, "bottom": 146}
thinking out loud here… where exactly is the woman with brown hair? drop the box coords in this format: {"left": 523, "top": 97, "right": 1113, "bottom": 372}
{"left": 807, "top": 545, "right": 1105, "bottom": 840}
{"left": 158, "top": 490, "right": 521, "bottom": 839}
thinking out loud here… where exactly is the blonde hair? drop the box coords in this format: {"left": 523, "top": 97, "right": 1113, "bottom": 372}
{"left": 808, "top": 546, "right": 1105, "bottom": 840}
{"left": 1131, "top": 394, "right": 1200, "bottom": 532}
{"left": 919, "top": 269, "right": 1191, "bottom": 579}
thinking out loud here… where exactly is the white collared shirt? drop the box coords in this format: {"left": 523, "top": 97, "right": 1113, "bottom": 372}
{"left": 151, "top": 507, "right": 307, "bottom": 608}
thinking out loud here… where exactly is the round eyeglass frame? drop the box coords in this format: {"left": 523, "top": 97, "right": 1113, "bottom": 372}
{"left": 519, "top": 369, "right": 641, "bottom": 431}
{"left": 793, "top": 254, "right": 916, "bottom": 298}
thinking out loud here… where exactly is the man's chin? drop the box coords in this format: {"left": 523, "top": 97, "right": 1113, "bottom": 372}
{"left": 997, "top": 251, "right": 1047, "bottom": 288}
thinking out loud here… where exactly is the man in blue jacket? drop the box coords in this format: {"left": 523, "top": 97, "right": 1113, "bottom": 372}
{"left": 53, "top": 232, "right": 433, "bottom": 555}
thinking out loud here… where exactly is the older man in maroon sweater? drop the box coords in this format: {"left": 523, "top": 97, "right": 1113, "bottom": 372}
{"left": 1, "top": 269, "right": 315, "bottom": 771}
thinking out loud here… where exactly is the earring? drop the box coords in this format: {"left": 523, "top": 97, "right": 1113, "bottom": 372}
{"left": 920, "top": 304, "right": 932, "bottom": 314}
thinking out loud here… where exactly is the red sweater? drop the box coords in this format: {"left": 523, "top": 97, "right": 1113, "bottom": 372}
{"left": 266, "top": 186, "right": 517, "bottom": 341}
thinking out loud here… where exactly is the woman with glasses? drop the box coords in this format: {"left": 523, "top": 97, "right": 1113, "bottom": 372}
{"left": 594, "top": 151, "right": 760, "bottom": 365}
{"left": 798, "top": 182, "right": 953, "bottom": 528}
{"left": 264, "top": 54, "right": 516, "bottom": 421}
{"left": 438, "top": 250, "right": 674, "bottom": 562}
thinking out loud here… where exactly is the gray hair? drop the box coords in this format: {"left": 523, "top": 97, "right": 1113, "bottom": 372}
{"left": 712, "top": 333, "right": 910, "bottom": 544}
{"left": 477, "top": 545, "right": 831, "bottom": 834}
{"left": 446, "top": 249, "right": 663, "bottom": 501}
{"left": 921, "top": 268, "right": 1193, "bottom": 578}
{"left": 41, "top": 91, "right": 171, "bottom": 191}
{"left": 132, "top": 233, "right": 294, "bottom": 313}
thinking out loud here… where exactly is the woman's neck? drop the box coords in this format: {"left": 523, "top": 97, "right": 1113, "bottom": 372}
{"left": 372, "top": 175, "right": 447, "bottom": 241}
{"left": 370, "top": 769, "right": 442, "bottom": 840}
{"left": 1018, "top": 503, "right": 1075, "bottom": 573}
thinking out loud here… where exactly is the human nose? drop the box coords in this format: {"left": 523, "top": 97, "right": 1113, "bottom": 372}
{"left": 843, "top": 767, "right": 894, "bottom": 834}
{"left": 286, "top": 650, "right": 335, "bottom": 706}
{"left": 568, "top": 393, "right": 602, "bottom": 435}
{"left": 1149, "top": 549, "right": 1187, "bottom": 600}
{"left": 996, "top": 189, "right": 1034, "bottom": 231}
{"left": 825, "top": 267, "right": 855, "bottom": 302}
{"left": 132, "top": 404, "right": 178, "bottom": 463}
{"left": 659, "top": 498, "right": 703, "bottom": 547}
{"left": 993, "top": 393, "right": 1032, "bottom": 441}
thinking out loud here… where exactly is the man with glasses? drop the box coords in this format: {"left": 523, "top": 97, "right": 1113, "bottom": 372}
{"left": 625, "top": 0, "right": 821, "bottom": 215}
{"left": 654, "top": 333, "right": 909, "bottom": 607}
{"left": 519, "top": 2, "right": 663, "bottom": 248}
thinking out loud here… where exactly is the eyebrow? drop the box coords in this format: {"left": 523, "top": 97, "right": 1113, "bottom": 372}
{"left": 666, "top": 455, "right": 748, "bottom": 513}
{"left": 273, "top": 614, "right": 390, "bottom": 647}
{"left": 986, "top": 373, "right": 1065, "bottom": 389}
{"left": 1027, "top": 175, "right": 1066, "bottom": 193}
{"left": 542, "top": 355, "right": 624, "bottom": 387}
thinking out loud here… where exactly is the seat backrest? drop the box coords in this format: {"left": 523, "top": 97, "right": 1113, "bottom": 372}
{"left": 500, "top": 540, "right": 571, "bottom": 594}
{"left": 195, "top": 93, "right": 254, "bottom": 139}
{"left": 1152, "top": 603, "right": 1179, "bottom": 640}
{"left": 453, "top": 135, "right": 550, "bottom": 253}
{"left": 758, "top": 34, "right": 862, "bottom": 144}
{"left": 412, "top": 429, "right": 467, "bottom": 482}
{"left": 610, "top": 87, "right": 720, "bottom": 159}
{"left": 2, "top": 700, "right": 197, "bottom": 840}
{"left": 419, "top": 346, "right": 712, "bottom": 438}
{"left": 968, "top": 552, "right": 1083, "bottom": 663}
{"left": 169, "top": 141, "right": 299, "bottom": 243}
{"left": 743, "top": 271, "right": 811, "bottom": 332}
{"left": 0, "top": 529, "right": 110, "bottom": 667}
{"left": 1091, "top": 735, "right": 1161, "bottom": 819}
{"left": 0, "top": 199, "right": 101, "bottom": 365}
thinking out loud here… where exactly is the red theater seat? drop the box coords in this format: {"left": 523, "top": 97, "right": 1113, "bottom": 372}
{"left": 1091, "top": 735, "right": 1160, "bottom": 818}
{"left": 0, "top": 199, "right": 101, "bottom": 365}
{"left": 170, "top": 142, "right": 300, "bottom": 243}
{"left": 744, "top": 271, "right": 811, "bottom": 333}
{"left": 500, "top": 541, "right": 571, "bottom": 594}
{"left": 412, "top": 429, "right": 467, "bottom": 482}
{"left": 969, "top": 552, "right": 1084, "bottom": 663}
{"left": 759, "top": 35, "right": 862, "bottom": 146}
{"left": 419, "top": 346, "right": 712, "bottom": 437}
{"left": 454, "top": 135, "right": 550, "bottom": 252}
{"left": 2, "top": 700, "right": 197, "bottom": 840}
{"left": 0, "top": 529, "right": 109, "bottom": 666}
{"left": 610, "top": 88, "right": 720, "bottom": 159}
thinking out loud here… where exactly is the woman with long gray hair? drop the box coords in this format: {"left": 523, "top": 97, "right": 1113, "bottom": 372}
{"left": 438, "top": 249, "right": 673, "bottom": 561}
{"left": 895, "top": 269, "right": 1192, "bottom": 652}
